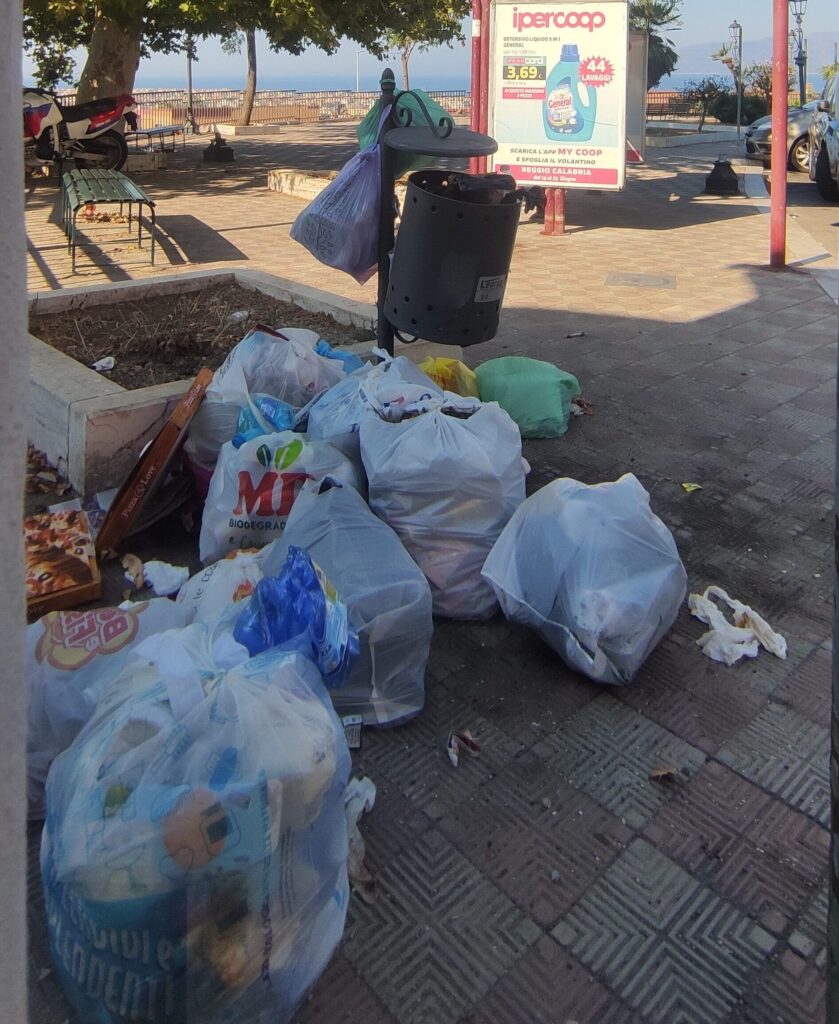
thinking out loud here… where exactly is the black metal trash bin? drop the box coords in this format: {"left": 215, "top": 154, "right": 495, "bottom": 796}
{"left": 385, "top": 170, "right": 521, "bottom": 347}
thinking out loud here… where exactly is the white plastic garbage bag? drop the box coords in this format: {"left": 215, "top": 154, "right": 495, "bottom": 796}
{"left": 261, "top": 479, "right": 433, "bottom": 725}
{"left": 177, "top": 550, "right": 265, "bottom": 625}
{"left": 187, "top": 326, "right": 346, "bottom": 466}
{"left": 199, "top": 432, "right": 363, "bottom": 564}
{"left": 482, "top": 474, "right": 687, "bottom": 684}
{"left": 26, "top": 599, "right": 190, "bottom": 819}
{"left": 306, "top": 357, "right": 442, "bottom": 469}
{"left": 361, "top": 401, "right": 525, "bottom": 619}
{"left": 42, "top": 623, "right": 351, "bottom": 1024}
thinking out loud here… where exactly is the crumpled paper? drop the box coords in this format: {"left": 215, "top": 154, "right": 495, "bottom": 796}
{"left": 345, "top": 776, "right": 376, "bottom": 903}
{"left": 124, "top": 558, "right": 190, "bottom": 597}
{"left": 688, "top": 585, "right": 787, "bottom": 666}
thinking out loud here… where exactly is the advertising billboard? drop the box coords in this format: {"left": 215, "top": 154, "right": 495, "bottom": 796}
{"left": 488, "top": 0, "right": 630, "bottom": 189}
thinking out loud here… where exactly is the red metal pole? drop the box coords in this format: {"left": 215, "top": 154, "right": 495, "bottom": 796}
{"left": 478, "top": 0, "right": 491, "bottom": 173}
{"left": 541, "top": 189, "right": 555, "bottom": 236}
{"left": 555, "top": 188, "right": 566, "bottom": 235}
{"left": 769, "top": 0, "right": 789, "bottom": 268}
{"left": 470, "top": 0, "right": 482, "bottom": 174}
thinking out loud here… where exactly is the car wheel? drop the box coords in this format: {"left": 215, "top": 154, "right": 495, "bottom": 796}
{"left": 814, "top": 145, "right": 839, "bottom": 201}
{"left": 788, "top": 135, "right": 810, "bottom": 173}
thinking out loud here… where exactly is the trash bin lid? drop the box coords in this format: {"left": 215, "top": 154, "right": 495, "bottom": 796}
{"left": 385, "top": 126, "right": 497, "bottom": 158}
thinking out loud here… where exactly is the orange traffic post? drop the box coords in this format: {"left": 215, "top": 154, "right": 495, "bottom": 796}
{"left": 769, "top": 0, "right": 789, "bottom": 268}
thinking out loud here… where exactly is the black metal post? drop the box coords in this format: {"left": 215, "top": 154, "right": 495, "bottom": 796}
{"left": 377, "top": 69, "right": 397, "bottom": 356}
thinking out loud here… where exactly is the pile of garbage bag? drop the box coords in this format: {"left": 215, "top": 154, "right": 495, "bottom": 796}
{"left": 40, "top": 550, "right": 357, "bottom": 1024}
{"left": 27, "top": 314, "right": 693, "bottom": 1022}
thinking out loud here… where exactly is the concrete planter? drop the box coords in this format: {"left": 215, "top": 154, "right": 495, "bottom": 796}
{"left": 28, "top": 268, "right": 376, "bottom": 494}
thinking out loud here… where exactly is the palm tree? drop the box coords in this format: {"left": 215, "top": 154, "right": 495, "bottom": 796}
{"left": 629, "top": 1, "right": 683, "bottom": 89}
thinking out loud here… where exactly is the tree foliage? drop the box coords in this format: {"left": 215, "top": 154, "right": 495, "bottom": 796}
{"left": 744, "top": 60, "right": 795, "bottom": 108}
{"left": 711, "top": 41, "right": 740, "bottom": 93}
{"left": 680, "top": 75, "right": 726, "bottom": 131}
{"left": 629, "top": 1, "right": 682, "bottom": 90}
{"left": 23, "top": 0, "right": 468, "bottom": 98}
{"left": 377, "top": 1, "right": 468, "bottom": 89}
{"left": 820, "top": 60, "right": 839, "bottom": 81}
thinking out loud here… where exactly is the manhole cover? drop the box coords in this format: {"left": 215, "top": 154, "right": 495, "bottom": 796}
{"left": 605, "top": 272, "right": 677, "bottom": 289}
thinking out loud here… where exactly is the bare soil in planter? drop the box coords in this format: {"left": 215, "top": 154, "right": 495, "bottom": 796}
{"left": 30, "top": 283, "right": 373, "bottom": 390}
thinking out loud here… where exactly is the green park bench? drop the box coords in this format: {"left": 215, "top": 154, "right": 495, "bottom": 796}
{"left": 61, "top": 168, "right": 157, "bottom": 273}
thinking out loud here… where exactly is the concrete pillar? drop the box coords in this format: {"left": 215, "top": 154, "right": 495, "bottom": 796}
{"left": 0, "top": 0, "right": 29, "bottom": 1021}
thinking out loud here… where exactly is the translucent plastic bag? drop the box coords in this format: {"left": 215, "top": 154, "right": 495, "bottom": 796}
{"left": 306, "top": 357, "right": 440, "bottom": 468}
{"left": 187, "top": 327, "right": 346, "bottom": 465}
{"left": 42, "top": 623, "right": 351, "bottom": 1024}
{"left": 261, "top": 480, "right": 433, "bottom": 725}
{"left": 26, "top": 599, "right": 189, "bottom": 819}
{"left": 290, "top": 145, "right": 381, "bottom": 284}
{"left": 199, "top": 432, "right": 363, "bottom": 563}
{"left": 419, "top": 357, "right": 479, "bottom": 398}
{"left": 475, "top": 356, "right": 581, "bottom": 438}
{"left": 482, "top": 475, "right": 687, "bottom": 684}
{"left": 360, "top": 401, "right": 525, "bottom": 619}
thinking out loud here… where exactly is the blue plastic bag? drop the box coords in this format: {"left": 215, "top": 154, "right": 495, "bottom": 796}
{"left": 232, "top": 393, "right": 298, "bottom": 447}
{"left": 234, "top": 547, "right": 359, "bottom": 688}
{"left": 315, "top": 339, "right": 365, "bottom": 375}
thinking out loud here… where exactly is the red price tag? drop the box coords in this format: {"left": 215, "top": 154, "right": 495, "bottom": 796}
{"left": 579, "top": 57, "right": 614, "bottom": 87}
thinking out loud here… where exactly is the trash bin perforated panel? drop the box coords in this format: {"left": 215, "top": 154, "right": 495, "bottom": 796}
{"left": 385, "top": 170, "right": 521, "bottom": 347}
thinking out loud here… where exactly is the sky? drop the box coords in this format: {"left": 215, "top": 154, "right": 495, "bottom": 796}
{"left": 21, "top": 1, "right": 839, "bottom": 90}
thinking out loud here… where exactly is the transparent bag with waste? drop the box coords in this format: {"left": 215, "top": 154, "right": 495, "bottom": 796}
{"left": 290, "top": 144, "right": 382, "bottom": 284}
{"left": 482, "top": 474, "right": 687, "bottom": 684}
{"left": 186, "top": 327, "right": 345, "bottom": 466}
{"left": 26, "top": 598, "right": 190, "bottom": 819}
{"left": 41, "top": 621, "right": 352, "bottom": 1024}
{"left": 360, "top": 400, "right": 525, "bottom": 619}
{"left": 261, "top": 479, "right": 433, "bottom": 725}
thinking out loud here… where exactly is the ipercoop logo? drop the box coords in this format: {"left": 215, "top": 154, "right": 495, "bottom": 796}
{"left": 512, "top": 7, "right": 607, "bottom": 31}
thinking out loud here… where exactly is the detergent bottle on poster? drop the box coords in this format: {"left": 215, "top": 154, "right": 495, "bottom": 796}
{"left": 543, "top": 44, "right": 597, "bottom": 141}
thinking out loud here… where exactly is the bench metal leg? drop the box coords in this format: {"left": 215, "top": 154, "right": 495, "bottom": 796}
{"left": 149, "top": 206, "right": 156, "bottom": 265}
{"left": 71, "top": 210, "right": 78, "bottom": 273}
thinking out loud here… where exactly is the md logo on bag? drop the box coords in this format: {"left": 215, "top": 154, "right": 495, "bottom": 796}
{"left": 233, "top": 471, "right": 310, "bottom": 522}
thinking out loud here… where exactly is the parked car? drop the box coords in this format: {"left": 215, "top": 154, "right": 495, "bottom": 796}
{"left": 744, "top": 100, "right": 818, "bottom": 173}
{"left": 808, "top": 75, "right": 838, "bottom": 200}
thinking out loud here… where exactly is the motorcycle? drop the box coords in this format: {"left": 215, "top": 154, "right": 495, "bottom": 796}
{"left": 23, "top": 87, "right": 137, "bottom": 171}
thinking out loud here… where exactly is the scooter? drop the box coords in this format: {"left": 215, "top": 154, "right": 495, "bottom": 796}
{"left": 23, "top": 87, "right": 137, "bottom": 171}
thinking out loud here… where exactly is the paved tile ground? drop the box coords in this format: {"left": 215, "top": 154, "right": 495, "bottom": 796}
{"left": 25, "top": 125, "right": 837, "bottom": 1024}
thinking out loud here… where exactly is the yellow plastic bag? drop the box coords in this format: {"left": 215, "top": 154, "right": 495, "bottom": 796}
{"left": 419, "top": 358, "right": 480, "bottom": 398}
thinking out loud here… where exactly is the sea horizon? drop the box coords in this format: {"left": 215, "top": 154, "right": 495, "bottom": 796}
{"left": 132, "top": 69, "right": 827, "bottom": 94}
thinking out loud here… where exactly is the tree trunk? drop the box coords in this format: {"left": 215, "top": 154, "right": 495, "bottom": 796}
{"left": 239, "top": 29, "right": 257, "bottom": 126}
{"left": 400, "top": 43, "right": 416, "bottom": 91}
{"left": 76, "top": 9, "right": 142, "bottom": 101}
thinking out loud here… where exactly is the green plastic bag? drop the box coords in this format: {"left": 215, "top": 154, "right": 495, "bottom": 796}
{"left": 356, "top": 90, "right": 449, "bottom": 178}
{"left": 475, "top": 357, "right": 582, "bottom": 438}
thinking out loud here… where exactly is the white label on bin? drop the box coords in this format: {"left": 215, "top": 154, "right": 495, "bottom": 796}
{"left": 475, "top": 274, "right": 507, "bottom": 303}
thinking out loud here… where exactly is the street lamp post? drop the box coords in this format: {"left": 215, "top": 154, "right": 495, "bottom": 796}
{"left": 790, "top": 0, "right": 808, "bottom": 107}
{"left": 729, "top": 21, "right": 743, "bottom": 139}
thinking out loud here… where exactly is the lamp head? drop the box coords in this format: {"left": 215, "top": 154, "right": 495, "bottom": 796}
{"left": 790, "top": 0, "right": 807, "bottom": 20}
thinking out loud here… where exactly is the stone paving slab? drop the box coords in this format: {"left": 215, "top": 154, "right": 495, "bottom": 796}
{"left": 24, "top": 126, "right": 836, "bottom": 1024}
